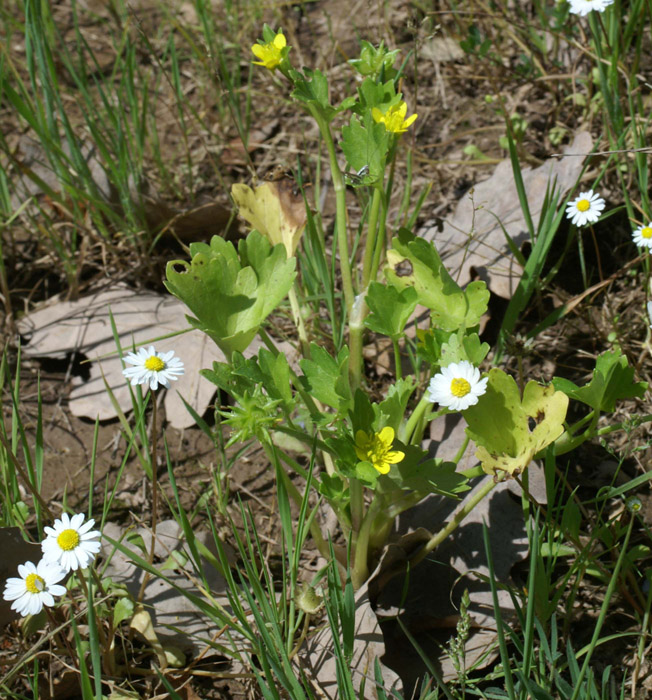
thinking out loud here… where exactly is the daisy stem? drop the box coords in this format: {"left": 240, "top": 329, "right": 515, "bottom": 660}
{"left": 589, "top": 224, "right": 604, "bottom": 281}
{"left": 76, "top": 569, "right": 107, "bottom": 647}
{"left": 400, "top": 392, "right": 435, "bottom": 445}
{"left": 44, "top": 606, "right": 79, "bottom": 669}
{"left": 137, "top": 395, "right": 159, "bottom": 603}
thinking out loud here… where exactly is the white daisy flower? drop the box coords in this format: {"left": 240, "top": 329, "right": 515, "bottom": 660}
{"left": 569, "top": 0, "right": 613, "bottom": 15}
{"left": 41, "top": 512, "right": 101, "bottom": 572}
{"left": 632, "top": 222, "right": 652, "bottom": 249}
{"left": 565, "top": 189, "right": 605, "bottom": 226}
{"left": 3, "top": 559, "right": 66, "bottom": 617}
{"left": 426, "top": 361, "right": 488, "bottom": 412}
{"left": 122, "top": 345, "right": 184, "bottom": 391}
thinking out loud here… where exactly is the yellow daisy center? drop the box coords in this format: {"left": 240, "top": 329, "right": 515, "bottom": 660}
{"left": 57, "top": 528, "right": 80, "bottom": 551}
{"left": 25, "top": 573, "right": 45, "bottom": 594}
{"left": 642, "top": 227, "right": 652, "bottom": 239}
{"left": 576, "top": 199, "right": 590, "bottom": 212}
{"left": 144, "top": 356, "right": 165, "bottom": 372}
{"left": 450, "top": 378, "right": 471, "bottom": 398}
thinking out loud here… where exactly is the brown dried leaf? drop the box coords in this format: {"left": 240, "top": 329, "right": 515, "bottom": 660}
{"left": 420, "top": 131, "right": 593, "bottom": 298}
{"left": 17, "top": 284, "right": 293, "bottom": 429}
{"left": 302, "top": 580, "right": 402, "bottom": 699}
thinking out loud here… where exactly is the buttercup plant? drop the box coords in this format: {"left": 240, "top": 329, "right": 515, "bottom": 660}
{"left": 163, "top": 31, "right": 646, "bottom": 590}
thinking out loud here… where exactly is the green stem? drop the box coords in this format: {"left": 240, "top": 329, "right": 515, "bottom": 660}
{"left": 349, "top": 477, "right": 364, "bottom": 535}
{"left": 361, "top": 187, "right": 383, "bottom": 289}
{"left": 348, "top": 292, "right": 366, "bottom": 392}
{"left": 310, "top": 106, "right": 354, "bottom": 314}
{"left": 369, "top": 189, "right": 389, "bottom": 285}
{"left": 392, "top": 338, "right": 402, "bottom": 380}
{"left": 410, "top": 475, "right": 499, "bottom": 568}
{"left": 137, "top": 395, "right": 159, "bottom": 603}
{"left": 400, "top": 391, "right": 435, "bottom": 444}
{"left": 352, "top": 494, "right": 382, "bottom": 590}
{"left": 554, "top": 410, "right": 600, "bottom": 456}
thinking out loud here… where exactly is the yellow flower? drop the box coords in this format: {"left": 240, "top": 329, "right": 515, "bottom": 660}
{"left": 251, "top": 33, "right": 286, "bottom": 70}
{"left": 354, "top": 427, "right": 405, "bottom": 475}
{"left": 372, "top": 102, "right": 417, "bottom": 134}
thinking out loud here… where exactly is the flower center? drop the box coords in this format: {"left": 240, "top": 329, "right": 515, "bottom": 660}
{"left": 642, "top": 227, "right": 652, "bottom": 239}
{"left": 25, "top": 573, "right": 45, "bottom": 594}
{"left": 450, "top": 378, "right": 471, "bottom": 398}
{"left": 144, "top": 356, "right": 165, "bottom": 372}
{"left": 576, "top": 199, "right": 590, "bottom": 212}
{"left": 57, "top": 528, "right": 80, "bottom": 551}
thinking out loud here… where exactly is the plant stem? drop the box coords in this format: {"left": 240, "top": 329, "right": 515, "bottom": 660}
{"left": 288, "top": 284, "right": 309, "bottom": 357}
{"left": 137, "top": 395, "right": 159, "bottom": 603}
{"left": 409, "top": 475, "right": 499, "bottom": 568}
{"left": 400, "top": 391, "right": 435, "bottom": 444}
{"left": 361, "top": 187, "right": 383, "bottom": 289}
{"left": 310, "top": 106, "right": 354, "bottom": 314}
{"left": 351, "top": 494, "right": 382, "bottom": 590}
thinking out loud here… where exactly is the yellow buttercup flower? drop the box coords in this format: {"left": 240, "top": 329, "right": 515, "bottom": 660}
{"left": 251, "top": 32, "right": 286, "bottom": 70}
{"left": 372, "top": 102, "right": 417, "bottom": 134}
{"left": 354, "top": 426, "right": 405, "bottom": 475}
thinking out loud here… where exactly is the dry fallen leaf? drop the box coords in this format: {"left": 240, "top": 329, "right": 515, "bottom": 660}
{"left": 420, "top": 131, "right": 593, "bottom": 298}
{"left": 372, "top": 473, "right": 539, "bottom": 686}
{"left": 101, "top": 520, "right": 231, "bottom": 653}
{"left": 17, "top": 283, "right": 295, "bottom": 429}
{"left": 302, "top": 579, "right": 403, "bottom": 699}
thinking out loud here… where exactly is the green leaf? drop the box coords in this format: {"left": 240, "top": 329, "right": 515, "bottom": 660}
{"left": 364, "top": 282, "right": 418, "bottom": 340}
{"left": 350, "top": 389, "right": 375, "bottom": 434}
{"left": 439, "top": 331, "right": 490, "bottom": 367}
{"left": 113, "top": 597, "right": 135, "bottom": 627}
{"left": 552, "top": 347, "right": 647, "bottom": 412}
{"left": 464, "top": 369, "right": 569, "bottom": 477}
{"left": 355, "top": 460, "right": 380, "bottom": 487}
{"left": 377, "top": 377, "right": 416, "bottom": 432}
{"left": 349, "top": 44, "right": 400, "bottom": 80}
{"left": 318, "top": 473, "right": 347, "bottom": 501}
{"left": 300, "top": 344, "right": 353, "bottom": 412}
{"left": 356, "top": 77, "right": 398, "bottom": 112}
{"left": 382, "top": 443, "right": 469, "bottom": 497}
{"left": 385, "top": 228, "right": 489, "bottom": 331}
{"left": 258, "top": 348, "right": 293, "bottom": 410}
{"left": 340, "top": 112, "right": 389, "bottom": 186}
{"left": 165, "top": 231, "right": 296, "bottom": 357}
{"left": 291, "top": 68, "right": 336, "bottom": 120}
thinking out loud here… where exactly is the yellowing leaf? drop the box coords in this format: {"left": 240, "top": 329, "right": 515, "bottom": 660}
{"left": 231, "top": 180, "right": 306, "bottom": 257}
{"left": 464, "top": 369, "right": 569, "bottom": 477}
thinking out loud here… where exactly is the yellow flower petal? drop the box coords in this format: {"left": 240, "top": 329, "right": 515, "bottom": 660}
{"left": 378, "top": 426, "right": 395, "bottom": 445}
